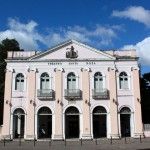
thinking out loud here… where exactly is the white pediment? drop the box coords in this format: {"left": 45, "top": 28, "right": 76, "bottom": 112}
{"left": 29, "top": 39, "right": 115, "bottom": 61}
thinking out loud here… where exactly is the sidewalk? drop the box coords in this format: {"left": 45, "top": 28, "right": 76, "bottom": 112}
{"left": 0, "top": 137, "right": 150, "bottom": 150}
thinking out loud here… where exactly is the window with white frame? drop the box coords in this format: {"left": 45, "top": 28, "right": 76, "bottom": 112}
{"left": 40, "top": 72, "right": 50, "bottom": 90}
{"left": 119, "top": 72, "right": 128, "bottom": 89}
{"left": 67, "top": 72, "right": 76, "bottom": 90}
{"left": 15, "top": 73, "right": 24, "bottom": 91}
{"left": 94, "top": 72, "right": 103, "bottom": 90}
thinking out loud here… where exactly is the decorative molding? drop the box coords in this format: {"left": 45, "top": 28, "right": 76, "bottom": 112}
{"left": 107, "top": 67, "right": 117, "bottom": 72}
{"left": 66, "top": 46, "right": 78, "bottom": 59}
{"left": 54, "top": 68, "right": 64, "bottom": 72}
{"left": 131, "top": 67, "right": 140, "bottom": 71}
{"left": 27, "top": 67, "right": 38, "bottom": 72}
{"left": 5, "top": 68, "right": 15, "bottom": 73}
{"left": 81, "top": 67, "right": 91, "bottom": 72}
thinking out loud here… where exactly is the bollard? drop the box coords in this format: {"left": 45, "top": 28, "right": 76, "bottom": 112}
{"left": 96, "top": 137, "right": 98, "bottom": 145}
{"left": 81, "top": 138, "right": 82, "bottom": 146}
{"left": 140, "top": 135, "right": 142, "bottom": 143}
{"left": 111, "top": 136, "right": 112, "bottom": 145}
{"left": 34, "top": 138, "right": 36, "bottom": 146}
{"left": 19, "top": 136, "right": 21, "bottom": 146}
{"left": 49, "top": 138, "right": 51, "bottom": 146}
{"left": 125, "top": 135, "right": 127, "bottom": 144}
{"left": 4, "top": 138, "right": 5, "bottom": 146}
{"left": 65, "top": 138, "right": 66, "bottom": 146}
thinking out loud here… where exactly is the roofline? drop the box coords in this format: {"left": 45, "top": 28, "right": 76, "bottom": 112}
{"left": 28, "top": 39, "right": 116, "bottom": 60}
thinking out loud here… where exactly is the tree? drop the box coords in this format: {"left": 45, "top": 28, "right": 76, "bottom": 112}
{"left": 0, "top": 38, "right": 21, "bottom": 124}
{"left": 140, "top": 73, "right": 150, "bottom": 123}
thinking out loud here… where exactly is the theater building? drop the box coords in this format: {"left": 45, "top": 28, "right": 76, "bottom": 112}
{"left": 2, "top": 39, "right": 144, "bottom": 140}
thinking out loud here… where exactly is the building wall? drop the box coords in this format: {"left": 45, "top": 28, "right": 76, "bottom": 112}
{"left": 2, "top": 41, "right": 144, "bottom": 140}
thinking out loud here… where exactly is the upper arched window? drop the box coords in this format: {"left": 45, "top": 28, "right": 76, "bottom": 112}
{"left": 67, "top": 72, "right": 76, "bottom": 89}
{"left": 40, "top": 73, "right": 50, "bottom": 89}
{"left": 15, "top": 73, "right": 24, "bottom": 91}
{"left": 119, "top": 72, "right": 128, "bottom": 89}
{"left": 94, "top": 72, "right": 103, "bottom": 89}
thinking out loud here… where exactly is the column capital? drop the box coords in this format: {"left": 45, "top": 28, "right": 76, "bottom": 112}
{"left": 5, "top": 68, "right": 15, "bottom": 73}
{"left": 107, "top": 67, "right": 117, "bottom": 72}
{"left": 54, "top": 68, "right": 64, "bottom": 72}
{"left": 81, "top": 67, "right": 91, "bottom": 72}
{"left": 28, "top": 67, "right": 38, "bottom": 72}
{"left": 131, "top": 67, "right": 140, "bottom": 71}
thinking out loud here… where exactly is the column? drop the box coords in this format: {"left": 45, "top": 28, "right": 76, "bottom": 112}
{"left": 81, "top": 68, "right": 92, "bottom": 139}
{"left": 26, "top": 68, "right": 37, "bottom": 140}
{"left": 132, "top": 67, "right": 144, "bottom": 138}
{"left": 53, "top": 68, "right": 63, "bottom": 140}
{"left": 2, "top": 69, "right": 13, "bottom": 139}
{"left": 108, "top": 67, "right": 119, "bottom": 139}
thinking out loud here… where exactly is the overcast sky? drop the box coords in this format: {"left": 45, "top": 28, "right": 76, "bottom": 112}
{"left": 0, "top": 0, "right": 150, "bottom": 74}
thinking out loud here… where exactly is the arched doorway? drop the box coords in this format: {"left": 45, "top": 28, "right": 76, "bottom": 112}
{"left": 38, "top": 107, "right": 52, "bottom": 138}
{"left": 120, "top": 107, "right": 131, "bottom": 137}
{"left": 93, "top": 106, "right": 107, "bottom": 138}
{"left": 65, "top": 106, "right": 80, "bottom": 138}
{"left": 13, "top": 108, "right": 25, "bottom": 138}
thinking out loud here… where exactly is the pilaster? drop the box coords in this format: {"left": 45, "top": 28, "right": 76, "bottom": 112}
{"left": 81, "top": 68, "right": 92, "bottom": 139}
{"left": 131, "top": 67, "right": 144, "bottom": 138}
{"left": 108, "top": 67, "right": 120, "bottom": 139}
{"left": 26, "top": 68, "right": 37, "bottom": 140}
{"left": 53, "top": 68, "right": 63, "bottom": 140}
{"left": 2, "top": 69, "right": 14, "bottom": 139}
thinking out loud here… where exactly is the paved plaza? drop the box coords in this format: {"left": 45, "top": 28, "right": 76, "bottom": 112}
{"left": 0, "top": 138, "right": 150, "bottom": 150}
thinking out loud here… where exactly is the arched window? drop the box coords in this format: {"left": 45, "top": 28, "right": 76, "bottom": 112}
{"left": 67, "top": 72, "right": 76, "bottom": 90}
{"left": 120, "top": 107, "right": 131, "bottom": 114}
{"left": 94, "top": 72, "right": 103, "bottom": 89}
{"left": 40, "top": 73, "right": 50, "bottom": 89}
{"left": 119, "top": 72, "right": 128, "bottom": 89}
{"left": 15, "top": 73, "right": 24, "bottom": 91}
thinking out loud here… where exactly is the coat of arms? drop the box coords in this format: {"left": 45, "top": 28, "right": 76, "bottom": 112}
{"left": 66, "top": 46, "right": 78, "bottom": 59}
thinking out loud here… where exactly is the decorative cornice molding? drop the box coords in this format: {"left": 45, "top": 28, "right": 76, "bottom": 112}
{"left": 28, "top": 67, "right": 38, "bottom": 72}
{"left": 131, "top": 67, "right": 140, "bottom": 71}
{"left": 107, "top": 67, "right": 117, "bottom": 72}
{"left": 81, "top": 67, "right": 91, "bottom": 72}
{"left": 54, "top": 68, "right": 64, "bottom": 72}
{"left": 5, "top": 68, "right": 15, "bottom": 73}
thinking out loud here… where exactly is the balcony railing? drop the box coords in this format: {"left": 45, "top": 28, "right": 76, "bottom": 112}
{"left": 37, "top": 89, "right": 54, "bottom": 99}
{"left": 64, "top": 89, "right": 82, "bottom": 99}
{"left": 92, "top": 89, "right": 109, "bottom": 99}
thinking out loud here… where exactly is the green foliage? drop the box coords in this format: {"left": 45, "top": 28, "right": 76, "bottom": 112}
{"left": 0, "top": 38, "right": 21, "bottom": 124}
{"left": 140, "top": 73, "right": 150, "bottom": 123}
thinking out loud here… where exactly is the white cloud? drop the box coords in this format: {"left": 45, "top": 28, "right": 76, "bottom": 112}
{"left": 112, "top": 6, "right": 150, "bottom": 28}
{"left": 0, "top": 18, "right": 122, "bottom": 50}
{"left": 121, "top": 37, "right": 150, "bottom": 65}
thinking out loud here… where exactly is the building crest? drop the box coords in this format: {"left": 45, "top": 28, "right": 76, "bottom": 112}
{"left": 66, "top": 46, "right": 78, "bottom": 59}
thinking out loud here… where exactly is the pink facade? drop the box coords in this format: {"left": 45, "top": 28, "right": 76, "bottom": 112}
{"left": 1, "top": 39, "right": 144, "bottom": 140}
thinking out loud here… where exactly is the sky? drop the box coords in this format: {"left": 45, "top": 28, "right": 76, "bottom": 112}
{"left": 0, "top": 0, "right": 150, "bottom": 74}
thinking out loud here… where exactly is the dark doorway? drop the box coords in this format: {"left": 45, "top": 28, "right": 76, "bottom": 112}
{"left": 120, "top": 107, "right": 131, "bottom": 137}
{"left": 38, "top": 107, "right": 52, "bottom": 139}
{"left": 93, "top": 106, "right": 107, "bottom": 138}
{"left": 13, "top": 108, "right": 25, "bottom": 138}
{"left": 65, "top": 107, "right": 79, "bottom": 138}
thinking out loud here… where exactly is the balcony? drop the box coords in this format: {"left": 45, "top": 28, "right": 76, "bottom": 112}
{"left": 64, "top": 89, "right": 82, "bottom": 99}
{"left": 92, "top": 89, "right": 109, "bottom": 99}
{"left": 37, "top": 89, "right": 55, "bottom": 100}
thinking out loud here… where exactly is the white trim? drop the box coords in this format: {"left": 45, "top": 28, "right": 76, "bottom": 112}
{"left": 90, "top": 104, "right": 109, "bottom": 138}
{"left": 118, "top": 106, "right": 134, "bottom": 137}
{"left": 13, "top": 72, "right": 27, "bottom": 92}
{"left": 63, "top": 104, "right": 82, "bottom": 139}
{"left": 35, "top": 105, "right": 54, "bottom": 139}
{"left": 11, "top": 107, "right": 27, "bottom": 139}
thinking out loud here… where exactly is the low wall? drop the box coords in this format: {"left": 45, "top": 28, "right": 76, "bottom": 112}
{"left": 144, "top": 124, "right": 150, "bottom": 137}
